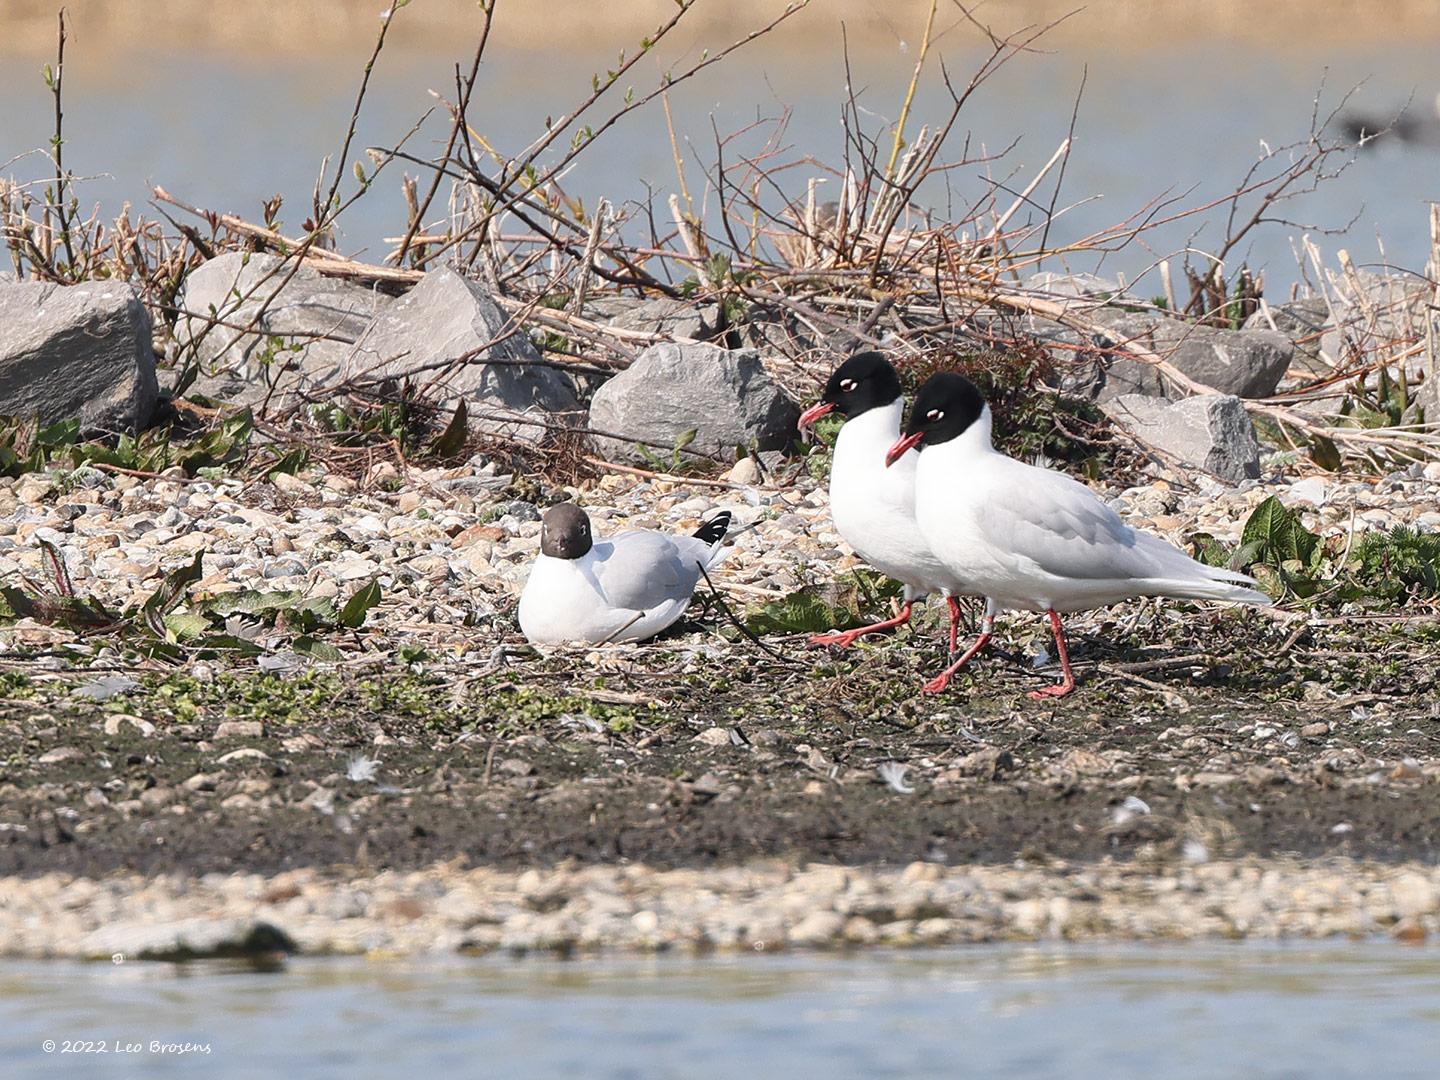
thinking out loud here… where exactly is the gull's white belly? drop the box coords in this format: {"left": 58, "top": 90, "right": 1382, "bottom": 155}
{"left": 518, "top": 555, "right": 690, "bottom": 645}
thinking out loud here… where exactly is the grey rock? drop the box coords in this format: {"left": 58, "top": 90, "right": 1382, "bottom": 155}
{"left": 585, "top": 295, "right": 725, "bottom": 342}
{"left": 587, "top": 343, "right": 800, "bottom": 463}
{"left": 0, "top": 280, "right": 158, "bottom": 430}
{"left": 1244, "top": 298, "right": 1332, "bottom": 371}
{"left": 740, "top": 304, "right": 822, "bottom": 358}
{"left": 1024, "top": 271, "right": 1127, "bottom": 305}
{"left": 1419, "top": 349, "right": 1439, "bottom": 422}
{"left": 1104, "top": 393, "right": 1262, "bottom": 483}
{"left": 1047, "top": 310, "right": 1293, "bottom": 401}
{"left": 346, "top": 268, "right": 580, "bottom": 444}
{"left": 1316, "top": 274, "right": 1432, "bottom": 381}
{"left": 1336, "top": 272, "right": 1430, "bottom": 336}
{"left": 214, "top": 720, "right": 265, "bottom": 740}
{"left": 80, "top": 918, "right": 296, "bottom": 961}
{"left": 501, "top": 499, "right": 540, "bottom": 522}
{"left": 173, "top": 252, "right": 391, "bottom": 408}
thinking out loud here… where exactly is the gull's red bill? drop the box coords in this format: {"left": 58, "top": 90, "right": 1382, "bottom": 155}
{"left": 797, "top": 401, "right": 836, "bottom": 429}
{"left": 884, "top": 431, "right": 923, "bottom": 467}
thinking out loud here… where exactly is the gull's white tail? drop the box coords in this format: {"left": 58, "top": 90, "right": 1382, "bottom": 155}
{"left": 1133, "top": 533, "right": 1272, "bottom": 606}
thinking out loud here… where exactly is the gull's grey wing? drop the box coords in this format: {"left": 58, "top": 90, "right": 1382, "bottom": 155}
{"left": 589, "top": 530, "right": 704, "bottom": 612}
{"left": 978, "top": 465, "right": 1162, "bottom": 582}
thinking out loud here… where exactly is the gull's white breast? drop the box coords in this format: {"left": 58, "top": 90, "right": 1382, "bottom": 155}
{"left": 828, "top": 400, "right": 962, "bottom": 597}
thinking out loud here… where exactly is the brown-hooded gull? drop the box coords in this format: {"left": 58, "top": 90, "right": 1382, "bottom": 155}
{"left": 518, "top": 503, "right": 732, "bottom": 645}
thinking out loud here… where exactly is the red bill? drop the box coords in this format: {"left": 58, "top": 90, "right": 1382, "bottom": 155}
{"left": 797, "top": 401, "right": 836, "bottom": 429}
{"left": 884, "top": 431, "right": 923, "bottom": 467}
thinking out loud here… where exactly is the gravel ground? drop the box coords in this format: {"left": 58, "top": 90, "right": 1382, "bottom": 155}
{"left": 2, "top": 451, "right": 1438, "bottom": 959}
{"left": 2, "top": 858, "right": 1437, "bottom": 961}
{"left": 2, "top": 453, "right": 1438, "bottom": 658}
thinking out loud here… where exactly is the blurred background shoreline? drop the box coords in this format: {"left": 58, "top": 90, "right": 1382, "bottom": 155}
{"left": 3, "top": 1, "right": 1439, "bottom": 285}
{"left": 5, "top": 0, "right": 1440, "bottom": 57}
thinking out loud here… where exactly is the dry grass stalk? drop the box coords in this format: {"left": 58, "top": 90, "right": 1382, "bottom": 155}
{"left": 3, "top": 0, "right": 1437, "bottom": 481}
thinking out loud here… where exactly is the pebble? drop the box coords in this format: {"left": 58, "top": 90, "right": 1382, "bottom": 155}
{"left": 724, "top": 457, "right": 760, "bottom": 485}
{"left": 214, "top": 720, "right": 265, "bottom": 740}
{"left": 37, "top": 747, "right": 83, "bottom": 764}
{"left": 215, "top": 748, "right": 270, "bottom": 765}
{"left": 270, "top": 472, "right": 312, "bottom": 496}
{"left": 102, "top": 714, "right": 156, "bottom": 737}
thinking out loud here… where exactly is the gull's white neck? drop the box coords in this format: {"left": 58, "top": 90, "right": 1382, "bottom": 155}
{"left": 931, "top": 404, "right": 996, "bottom": 462}
{"left": 836, "top": 398, "right": 905, "bottom": 456}
{"left": 833, "top": 398, "right": 909, "bottom": 496}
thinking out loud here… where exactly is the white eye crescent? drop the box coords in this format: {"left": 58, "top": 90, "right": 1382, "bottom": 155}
{"left": 926, "top": 408, "right": 945, "bottom": 422}
{"left": 839, "top": 378, "right": 857, "bottom": 392}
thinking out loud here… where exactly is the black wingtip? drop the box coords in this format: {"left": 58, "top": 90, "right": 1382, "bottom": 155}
{"left": 692, "top": 510, "right": 732, "bottom": 545}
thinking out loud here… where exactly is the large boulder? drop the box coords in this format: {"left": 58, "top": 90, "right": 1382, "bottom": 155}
{"left": 1024, "top": 271, "right": 1128, "bottom": 307}
{"left": 1320, "top": 273, "right": 1433, "bottom": 383}
{"left": 345, "top": 268, "right": 581, "bottom": 443}
{"left": 1031, "top": 310, "right": 1294, "bottom": 402}
{"left": 1244, "top": 297, "right": 1333, "bottom": 373}
{"left": 585, "top": 295, "right": 725, "bottom": 341}
{"left": 173, "top": 251, "right": 391, "bottom": 408}
{"left": 0, "top": 279, "right": 158, "bottom": 431}
{"left": 738, "top": 303, "right": 821, "bottom": 358}
{"left": 1419, "top": 349, "right": 1439, "bottom": 423}
{"left": 1103, "top": 393, "right": 1261, "bottom": 483}
{"left": 587, "top": 342, "right": 800, "bottom": 463}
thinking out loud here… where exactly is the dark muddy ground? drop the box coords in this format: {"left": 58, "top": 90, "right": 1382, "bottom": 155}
{"left": 2, "top": 604, "right": 1437, "bottom": 878}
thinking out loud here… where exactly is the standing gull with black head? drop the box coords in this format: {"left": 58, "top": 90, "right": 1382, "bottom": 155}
{"left": 799, "top": 352, "right": 981, "bottom": 654}
{"left": 887, "top": 372, "right": 1270, "bottom": 698}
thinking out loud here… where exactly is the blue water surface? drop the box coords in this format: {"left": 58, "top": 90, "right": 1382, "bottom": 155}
{"left": 2, "top": 941, "right": 1438, "bottom": 1079}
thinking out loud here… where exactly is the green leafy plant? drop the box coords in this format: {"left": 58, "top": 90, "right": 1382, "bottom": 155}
{"left": 423, "top": 400, "right": 469, "bottom": 460}
{"left": 745, "top": 586, "right": 858, "bottom": 635}
{"left": 1347, "top": 526, "right": 1440, "bottom": 603}
{"left": 1, "top": 544, "right": 208, "bottom": 658}
{"left": 1197, "top": 496, "right": 1440, "bottom": 607}
{"left": 636, "top": 427, "right": 701, "bottom": 473}
{"left": 803, "top": 412, "right": 844, "bottom": 481}
{"left": 744, "top": 570, "right": 904, "bottom": 635}
{"left": 1233, "top": 495, "right": 1322, "bottom": 568}
{"left": 0, "top": 410, "right": 253, "bottom": 479}
{"left": 0, "top": 540, "right": 384, "bottom": 661}
{"left": 0, "top": 417, "right": 76, "bottom": 477}
{"left": 1231, "top": 496, "right": 1328, "bottom": 598}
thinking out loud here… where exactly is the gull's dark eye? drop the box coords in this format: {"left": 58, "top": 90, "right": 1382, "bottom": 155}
{"left": 926, "top": 408, "right": 945, "bottom": 422}
{"left": 839, "top": 378, "right": 857, "bottom": 393}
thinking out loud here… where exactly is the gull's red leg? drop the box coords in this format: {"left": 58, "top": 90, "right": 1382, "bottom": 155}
{"left": 810, "top": 601, "right": 914, "bottom": 648}
{"left": 922, "top": 608, "right": 995, "bottom": 695}
{"left": 1028, "top": 608, "right": 1077, "bottom": 699}
{"left": 945, "top": 596, "right": 963, "bottom": 655}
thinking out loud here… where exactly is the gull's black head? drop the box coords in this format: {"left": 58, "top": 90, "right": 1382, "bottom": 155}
{"left": 540, "top": 503, "right": 593, "bottom": 559}
{"left": 798, "top": 351, "right": 903, "bottom": 428}
{"left": 885, "top": 373, "right": 987, "bottom": 465}
{"left": 904, "top": 372, "right": 987, "bottom": 445}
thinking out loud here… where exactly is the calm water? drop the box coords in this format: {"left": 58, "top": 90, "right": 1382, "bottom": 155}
{"left": 2, "top": 12, "right": 1440, "bottom": 290}
{"left": 2, "top": 943, "right": 1438, "bottom": 1078}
